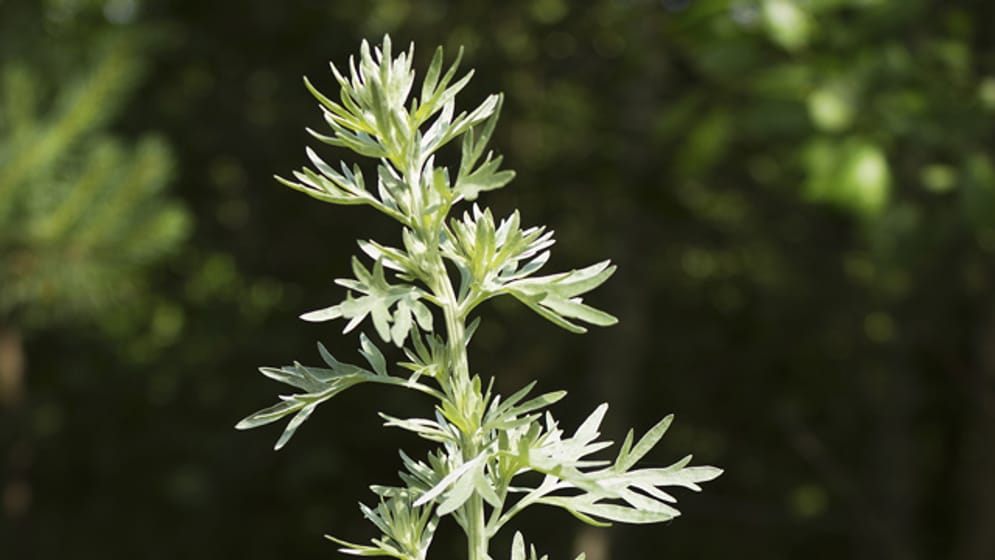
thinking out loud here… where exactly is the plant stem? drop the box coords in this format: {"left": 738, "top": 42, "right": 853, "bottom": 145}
{"left": 441, "top": 278, "right": 490, "bottom": 560}
{"left": 425, "top": 224, "right": 489, "bottom": 560}
{"left": 465, "top": 492, "right": 488, "bottom": 560}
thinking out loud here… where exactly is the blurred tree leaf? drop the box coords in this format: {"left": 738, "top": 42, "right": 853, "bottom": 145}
{"left": 0, "top": 33, "right": 189, "bottom": 329}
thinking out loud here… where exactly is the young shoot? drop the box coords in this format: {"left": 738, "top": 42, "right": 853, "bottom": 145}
{"left": 237, "top": 36, "right": 721, "bottom": 560}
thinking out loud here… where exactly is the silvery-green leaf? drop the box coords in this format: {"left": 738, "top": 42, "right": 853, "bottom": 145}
{"left": 357, "top": 239, "right": 416, "bottom": 277}
{"left": 414, "top": 453, "right": 484, "bottom": 507}
{"left": 501, "top": 260, "right": 618, "bottom": 332}
{"left": 302, "top": 257, "right": 429, "bottom": 346}
{"left": 234, "top": 398, "right": 300, "bottom": 430}
{"left": 325, "top": 534, "right": 400, "bottom": 558}
{"left": 510, "top": 533, "right": 526, "bottom": 560}
{"left": 436, "top": 459, "right": 479, "bottom": 515}
{"left": 623, "top": 463, "right": 725, "bottom": 491}
{"left": 460, "top": 95, "right": 504, "bottom": 178}
{"left": 380, "top": 413, "right": 453, "bottom": 444}
{"left": 416, "top": 46, "right": 467, "bottom": 125}
{"left": 515, "top": 260, "right": 616, "bottom": 298}
{"left": 418, "top": 46, "right": 446, "bottom": 110}
{"left": 236, "top": 343, "right": 389, "bottom": 448}
{"left": 573, "top": 403, "right": 608, "bottom": 444}
{"left": 473, "top": 461, "right": 502, "bottom": 508}
{"left": 359, "top": 332, "right": 387, "bottom": 376}
{"left": 615, "top": 414, "right": 674, "bottom": 472}
{"left": 456, "top": 154, "right": 515, "bottom": 202}
{"left": 503, "top": 391, "right": 566, "bottom": 420}
{"left": 274, "top": 403, "right": 317, "bottom": 450}
{"left": 487, "top": 381, "right": 537, "bottom": 417}
{"left": 537, "top": 496, "right": 679, "bottom": 525}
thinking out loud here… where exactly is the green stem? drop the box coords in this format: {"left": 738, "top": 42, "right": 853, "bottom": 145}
{"left": 404, "top": 107, "right": 490, "bottom": 560}
{"left": 440, "top": 274, "right": 489, "bottom": 560}
{"left": 420, "top": 218, "right": 488, "bottom": 560}
{"left": 466, "top": 493, "right": 488, "bottom": 560}
{"left": 408, "top": 132, "right": 489, "bottom": 557}
{"left": 365, "top": 374, "right": 444, "bottom": 401}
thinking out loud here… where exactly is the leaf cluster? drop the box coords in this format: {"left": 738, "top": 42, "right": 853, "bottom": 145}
{"left": 238, "top": 36, "right": 720, "bottom": 560}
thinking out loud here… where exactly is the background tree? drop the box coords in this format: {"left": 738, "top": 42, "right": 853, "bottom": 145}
{"left": 0, "top": 0, "right": 188, "bottom": 536}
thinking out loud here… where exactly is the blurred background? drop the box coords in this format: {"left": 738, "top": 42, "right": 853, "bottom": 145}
{"left": 1, "top": 0, "right": 994, "bottom": 558}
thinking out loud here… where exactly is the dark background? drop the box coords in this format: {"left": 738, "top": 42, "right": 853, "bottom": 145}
{"left": 2, "top": 0, "right": 995, "bottom": 558}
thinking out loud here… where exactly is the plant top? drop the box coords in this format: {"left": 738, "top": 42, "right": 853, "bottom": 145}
{"left": 237, "top": 36, "right": 721, "bottom": 560}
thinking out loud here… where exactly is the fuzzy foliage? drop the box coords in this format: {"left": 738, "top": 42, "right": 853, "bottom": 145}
{"left": 238, "top": 37, "right": 720, "bottom": 560}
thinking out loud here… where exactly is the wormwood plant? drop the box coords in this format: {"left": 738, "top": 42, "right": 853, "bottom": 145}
{"left": 238, "top": 37, "right": 721, "bottom": 560}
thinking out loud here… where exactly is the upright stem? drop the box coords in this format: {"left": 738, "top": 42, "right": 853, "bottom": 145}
{"left": 439, "top": 271, "right": 489, "bottom": 560}
{"left": 408, "top": 127, "right": 489, "bottom": 556}
{"left": 424, "top": 224, "right": 489, "bottom": 560}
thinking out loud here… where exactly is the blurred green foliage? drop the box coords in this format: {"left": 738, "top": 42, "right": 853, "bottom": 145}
{"left": 1, "top": 0, "right": 994, "bottom": 559}
{"left": 0, "top": 36, "right": 189, "bottom": 329}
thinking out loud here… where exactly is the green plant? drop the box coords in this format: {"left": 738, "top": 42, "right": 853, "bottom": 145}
{"left": 237, "top": 36, "right": 721, "bottom": 560}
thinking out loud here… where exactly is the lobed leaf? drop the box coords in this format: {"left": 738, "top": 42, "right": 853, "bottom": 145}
{"left": 615, "top": 414, "right": 674, "bottom": 472}
{"left": 501, "top": 261, "right": 618, "bottom": 333}
{"left": 301, "top": 258, "right": 432, "bottom": 347}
